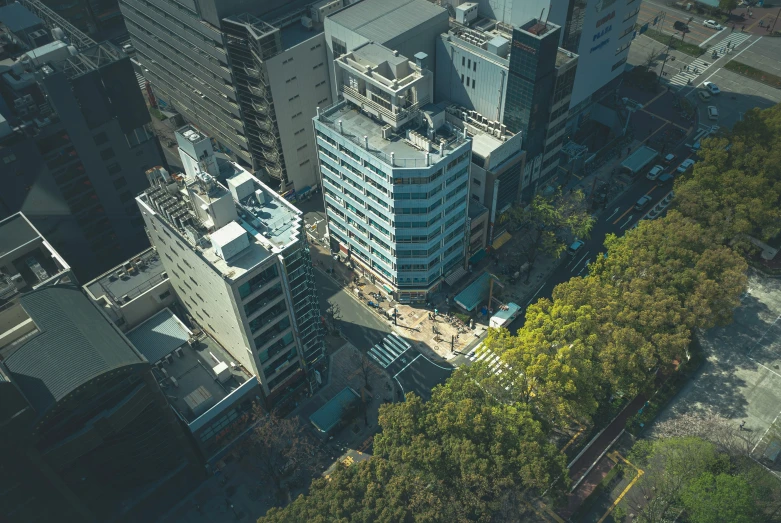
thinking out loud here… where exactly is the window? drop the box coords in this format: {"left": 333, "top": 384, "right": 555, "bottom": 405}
{"left": 468, "top": 59, "right": 471, "bottom": 68}
{"left": 107, "top": 162, "right": 121, "bottom": 175}
{"left": 118, "top": 191, "right": 132, "bottom": 203}
{"left": 310, "top": 43, "right": 322, "bottom": 50}
{"left": 313, "top": 62, "right": 324, "bottom": 70}
{"left": 93, "top": 132, "right": 108, "bottom": 146}
{"left": 159, "top": 290, "right": 171, "bottom": 300}
{"left": 297, "top": 143, "right": 307, "bottom": 151}
{"left": 292, "top": 111, "right": 302, "bottom": 119}
{"left": 113, "top": 177, "right": 127, "bottom": 189}
{"left": 286, "top": 76, "right": 297, "bottom": 83}
{"left": 100, "top": 148, "right": 115, "bottom": 160}
{"left": 472, "top": 78, "right": 475, "bottom": 89}
{"left": 316, "top": 80, "right": 326, "bottom": 87}
{"left": 300, "top": 159, "right": 310, "bottom": 166}
{"left": 289, "top": 94, "right": 299, "bottom": 102}
{"left": 294, "top": 128, "right": 305, "bottom": 136}
{"left": 473, "top": 61, "right": 477, "bottom": 72}
{"left": 466, "top": 76, "right": 470, "bottom": 87}
{"left": 318, "top": 98, "right": 328, "bottom": 105}
{"left": 189, "top": 276, "right": 199, "bottom": 286}
{"left": 472, "top": 178, "right": 481, "bottom": 186}
{"left": 461, "top": 74, "right": 464, "bottom": 84}
{"left": 462, "top": 56, "right": 465, "bottom": 66}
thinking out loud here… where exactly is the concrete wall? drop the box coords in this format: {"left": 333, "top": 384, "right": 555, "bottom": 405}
{"left": 266, "top": 32, "right": 332, "bottom": 193}
{"left": 138, "top": 200, "right": 259, "bottom": 377}
{"left": 435, "top": 36, "right": 509, "bottom": 122}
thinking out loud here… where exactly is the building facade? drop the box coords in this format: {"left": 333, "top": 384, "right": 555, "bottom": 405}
{"left": 0, "top": 3, "right": 166, "bottom": 281}
{"left": 314, "top": 43, "right": 472, "bottom": 303}
{"left": 137, "top": 128, "right": 324, "bottom": 403}
{"left": 118, "top": 0, "right": 335, "bottom": 193}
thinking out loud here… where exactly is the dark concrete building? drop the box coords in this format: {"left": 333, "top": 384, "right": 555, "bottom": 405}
{"left": 0, "top": 2, "right": 166, "bottom": 281}
{"left": 0, "top": 284, "right": 203, "bottom": 523}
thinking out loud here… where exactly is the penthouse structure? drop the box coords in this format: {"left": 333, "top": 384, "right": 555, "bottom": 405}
{"left": 314, "top": 43, "right": 472, "bottom": 303}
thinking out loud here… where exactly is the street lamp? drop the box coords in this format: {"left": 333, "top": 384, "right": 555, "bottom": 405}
{"left": 657, "top": 33, "right": 678, "bottom": 87}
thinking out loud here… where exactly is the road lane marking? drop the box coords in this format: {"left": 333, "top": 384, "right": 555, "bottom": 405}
{"left": 571, "top": 252, "right": 590, "bottom": 273}
{"left": 606, "top": 207, "right": 621, "bottom": 221}
{"left": 620, "top": 215, "right": 635, "bottom": 229}
{"left": 527, "top": 283, "right": 546, "bottom": 306}
{"left": 613, "top": 206, "right": 633, "bottom": 225}
{"left": 393, "top": 353, "right": 421, "bottom": 378}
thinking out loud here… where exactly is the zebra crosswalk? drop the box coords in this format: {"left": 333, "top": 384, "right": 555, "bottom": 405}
{"left": 135, "top": 72, "right": 147, "bottom": 91}
{"left": 465, "top": 343, "right": 516, "bottom": 390}
{"left": 667, "top": 32, "right": 751, "bottom": 89}
{"left": 367, "top": 332, "right": 412, "bottom": 368}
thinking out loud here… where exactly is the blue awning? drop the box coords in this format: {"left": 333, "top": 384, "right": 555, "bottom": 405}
{"left": 297, "top": 185, "right": 311, "bottom": 197}
{"left": 454, "top": 272, "right": 494, "bottom": 312}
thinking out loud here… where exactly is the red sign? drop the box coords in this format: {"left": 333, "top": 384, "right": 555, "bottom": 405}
{"left": 596, "top": 11, "right": 615, "bottom": 28}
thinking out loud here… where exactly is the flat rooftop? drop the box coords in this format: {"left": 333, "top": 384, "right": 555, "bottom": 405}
{"left": 556, "top": 48, "right": 578, "bottom": 68}
{"left": 318, "top": 102, "right": 468, "bottom": 168}
{"left": 280, "top": 21, "right": 323, "bottom": 50}
{"left": 471, "top": 132, "right": 504, "bottom": 159}
{"left": 0, "top": 214, "right": 70, "bottom": 300}
{"left": 329, "top": 0, "right": 446, "bottom": 44}
{"left": 84, "top": 248, "right": 165, "bottom": 305}
{"left": 151, "top": 333, "right": 253, "bottom": 425}
{"left": 126, "top": 308, "right": 190, "bottom": 364}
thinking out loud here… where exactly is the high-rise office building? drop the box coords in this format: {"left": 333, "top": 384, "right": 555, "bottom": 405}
{"left": 314, "top": 43, "right": 472, "bottom": 303}
{"left": 504, "top": 18, "right": 577, "bottom": 197}
{"left": 0, "top": 1, "right": 166, "bottom": 281}
{"left": 137, "top": 125, "right": 324, "bottom": 403}
{"left": 118, "top": 0, "right": 337, "bottom": 194}
{"left": 442, "top": 0, "right": 638, "bottom": 111}
{"left": 0, "top": 214, "right": 202, "bottom": 523}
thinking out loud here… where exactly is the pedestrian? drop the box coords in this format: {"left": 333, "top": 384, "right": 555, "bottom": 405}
{"left": 740, "top": 420, "right": 746, "bottom": 431}
{"left": 742, "top": 24, "right": 745, "bottom": 31}
{"left": 760, "top": 19, "right": 764, "bottom": 27}
{"left": 731, "top": 24, "right": 735, "bottom": 32}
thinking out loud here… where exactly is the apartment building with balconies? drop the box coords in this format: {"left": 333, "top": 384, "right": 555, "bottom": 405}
{"left": 136, "top": 127, "right": 324, "bottom": 404}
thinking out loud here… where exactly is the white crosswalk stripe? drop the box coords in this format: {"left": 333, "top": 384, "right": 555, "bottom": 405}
{"left": 466, "top": 344, "right": 516, "bottom": 390}
{"left": 135, "top": 72, "right": 147, "bottom": 91}
{"left": 367, "top": 332, "right": 411, "bottom": 368}
{"left": 667, "top": 32, "right": 751, "bottom": 89}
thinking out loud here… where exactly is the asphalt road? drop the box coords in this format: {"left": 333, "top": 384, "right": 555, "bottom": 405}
{"left": 388, "top": 351, "right": 453, "bottom": 401}
{"left": 314, "top": 267, "right": 392, "bottom": 351}
{"left": 639, "top": 0, "right": 726, "bottom": 45}
{"left": 506, "top": 154, "right": 685, "bottom": 333}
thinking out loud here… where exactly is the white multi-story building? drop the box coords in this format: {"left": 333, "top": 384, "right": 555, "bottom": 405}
{"left": 442, "top": 0, "right": 638, "bottom": 108}
{"left": 136, "top": 126, "right": 324, "bottom": 404}
{"left": 314, "top": 43, "right": 472, "bottom": 303}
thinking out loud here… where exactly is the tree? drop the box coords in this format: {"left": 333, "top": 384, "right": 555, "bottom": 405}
{"left": 325, "top": 302, "right": 341, "bottom": 333}
{"left": 681, "top": 472, "right": 758, "bottom": 523}
{"left": 643, "top": 46, "right": 660, "bottom": 70}
{"left": 353, "top": 347, "right": 375, "bottom": 427}
{"left": 719, "top": 0, "right": 738, "bottom": 15}
{"left": 674, "top": 106, "right": 781, "bottom": 246}
{"left": 501, "top": 189, "right": 594, "bottom": 282}
{"left": 242, "top": 408, "right": 318, "bottom": 502}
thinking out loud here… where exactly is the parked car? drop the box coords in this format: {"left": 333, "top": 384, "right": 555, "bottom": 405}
{"left": 663, "top": 153, "right": 677, "bottom": 164}
{"left": 567, "top": 240, "right": 585, "bottom": 256}
{"left": 646, "top": 164, "right": 664, "bottom": 180}
{"left": 703, "top": 81, "right": 721, "bottom": 95}
{"left": 367, "top": 300, "right": 379, "bottom": 308}
{"left": 703, "top": 20, "right": 724, "bottom": 30}
{"left": 677, "top": 158, "right": 696, "bottom": 173}
{"left": 657, "top": 173, "right": 675, "bottom": 186}
{"left": 707, "top": 106, "right": 719, "bottom": 120}
{"left": 697, "top": 90, "right": 712, "bottom": 102}
{"left": 635, "top": 195, "right": 652, "bottom": 210}
{"left": 673, "top": 20, "right": 690, "bottom": 32}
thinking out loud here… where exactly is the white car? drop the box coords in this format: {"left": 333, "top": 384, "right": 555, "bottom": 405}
{"left": 703, "top": 81, "right": 721, "bottom": 95}
{"left": 677, "top": 159, "right": 696, "bottom": 173}
{"left": 703, "top": 20, "right": 724, "bottom": 30}
{"left": 646, "top": 164, "right": 664, "bottom": 180}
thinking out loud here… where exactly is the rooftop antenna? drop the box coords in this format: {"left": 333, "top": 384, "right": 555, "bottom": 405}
{"left": 540, "top": 8, "right": 547, "bottom": 29}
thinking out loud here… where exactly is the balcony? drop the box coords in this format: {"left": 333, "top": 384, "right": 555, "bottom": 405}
{"left": 340, "top": 85, "right": 429, "bottom": 128}
{"left": 249, "top": 304, "right": 289, "bottom": 336}
{"left": 239, "top": 271, "right": 280, "bottom": 302}
{"left": 258, "top": 333, "right": 295, "bottom": 365}
{"left": 246, "top": 291, "right": 285, "bottom": 323}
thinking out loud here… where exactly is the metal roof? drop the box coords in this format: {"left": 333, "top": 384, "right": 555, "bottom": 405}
{"left": 4, "top": 285, "right": 145, "bottom": 415}
{"left": 454, "top": 271, "right": 493, "bottom": 312}
{"left": 309, "top": 387, "right": 360, "bottom": 433}
{"left": 329, "top": 0, "right": 446, "bottom": 45}
{"left": 0, "top": 213, "right": 38, "bottom": 259}
{"left": 0, "top": 3, "right": 43, "bottom": 33}
{"left": 126, "top": 308, "right": 190, "bottom": 364}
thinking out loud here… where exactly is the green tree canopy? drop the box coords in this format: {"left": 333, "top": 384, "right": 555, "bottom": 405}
{"left": 502, "top": 189, "right": 594, "bottom": 281}
{"left": 681, "top": 472, "right": 758, "bottom": 523}
{"left": 719, "top": 0, "right": 739, "bottom": 14}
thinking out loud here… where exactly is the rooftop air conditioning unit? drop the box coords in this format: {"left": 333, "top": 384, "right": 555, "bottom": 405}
{"left": 165, "top": 354, "right": 174, "bottom": 364}
{"left": 160, "top": 367, "right": 169, "bottom": 377}
{"left": 175, "top": 347, "right": 184, "bottom": 358}
{"left": 170, "top": 376, "right": 178, "bottom": 387}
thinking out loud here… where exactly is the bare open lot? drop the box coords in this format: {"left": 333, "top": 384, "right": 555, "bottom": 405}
{"left": 654, "top": 272, "right": 781, "bottom": 465}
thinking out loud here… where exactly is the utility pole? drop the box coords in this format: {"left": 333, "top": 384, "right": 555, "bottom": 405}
{"left": 658, "top": 33, "right": 677, "bottom": 86}
{"left": 451, "top": 335, "right": 454, "bottom": 352}
{"left": 772, "top": 7, "right": 781, "bottom": 34}
{"left": 394, "top": 307, "right": 397, "bottom": 326}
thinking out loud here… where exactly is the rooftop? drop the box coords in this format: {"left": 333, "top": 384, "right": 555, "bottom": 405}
{"left": 0, "top": 213, "right": 71, "bottom": 301}
{"left": 468, "top": 200, "right": 488, "bottom": 220}
{"left": 126, "top": 308, "right": 190, "bottom": 365}
{"left": 139, "top": 167, "right": 302, "bottom": 281}
{"left": 84, "top": 248, "right": 166, "bottom": 307}
{"left": 454, "top": 271, "right": 494, "bottom": 312}
{"left": 3, "top": 285, "right": 145, "bottom": 416}
{"left": 309, "top": 386, "right": 361, "bottom": 433}
{"left": 317, "top": 101, "right": 469, "bottom": 168}
{"left": 0, "top": 3, "right": 44, "bottom": 32}
{"left": 556, "top": 48, "right": 578, "bottom": 68}
{"left": 150, "top": 332, "right": 254, "bottom": 425}
{"left": 329, "top": 0, "right": 446, "bottom": 44}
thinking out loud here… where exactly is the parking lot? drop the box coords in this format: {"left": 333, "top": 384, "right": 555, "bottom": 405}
{"left": 653, "top": 272, "right": 781, "bottom": 467}
{"left": 690, "top": 67, "right": 781, "bottom": 128}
